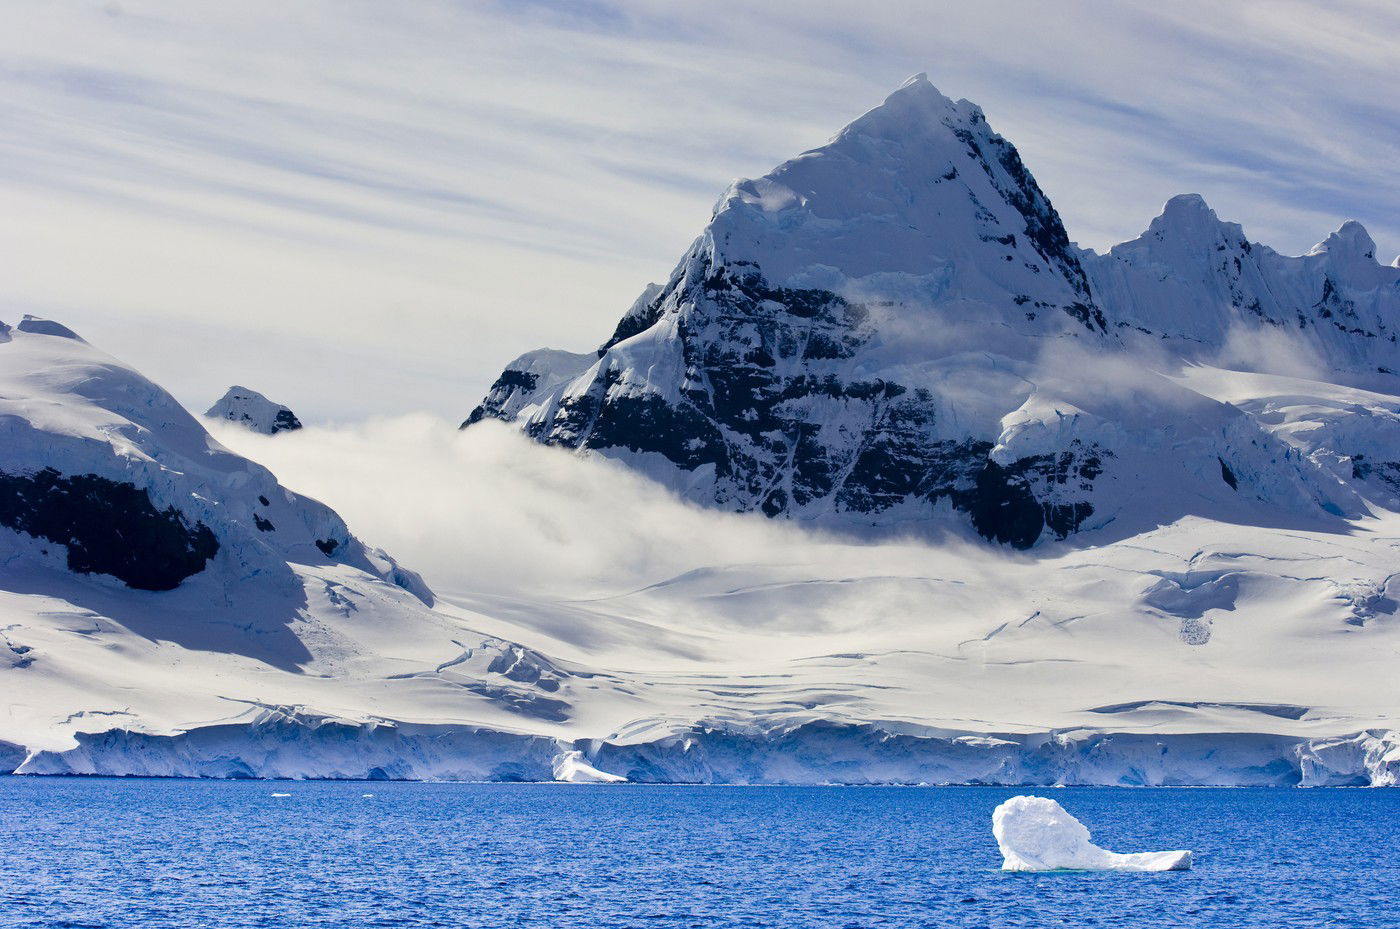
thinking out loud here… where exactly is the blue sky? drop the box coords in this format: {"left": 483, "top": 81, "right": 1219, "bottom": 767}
{"left": 3, "top": 0, "right": 1397, "bottom": 420}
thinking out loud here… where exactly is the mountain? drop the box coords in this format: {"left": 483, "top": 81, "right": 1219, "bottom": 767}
{"left": 1083, "top": 195, "right": 1399, "bottom": 379}
{"left": 206, "top": 385, "right": 304, "bottom": 435}
{"left": 465, "top": 76, "right": 1400, "bottom": 549}
{"left": 0, "top": 317, "right": 417, "bottom": 595}
{"left": 0, "top": 315, "right": 604, "bottom": 776}
{"left": 5, "top": 75, "right": 1400, "bottom": 787}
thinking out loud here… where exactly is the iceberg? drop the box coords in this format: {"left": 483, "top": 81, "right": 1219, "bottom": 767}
{"left": 992, "top": 796, "right": 1192, "bottom": 872}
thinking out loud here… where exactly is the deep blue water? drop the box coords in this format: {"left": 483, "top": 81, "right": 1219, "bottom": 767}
{"left": 1, "top": 780, "right": 1397, "bottom": 928}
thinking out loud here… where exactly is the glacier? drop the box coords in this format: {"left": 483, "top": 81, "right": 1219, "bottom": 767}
{"left": 992, "top": 796, "right": 1191, "bottom": 872}
{"left": 3, "top": 74, "right": 1400, "bottom": 785}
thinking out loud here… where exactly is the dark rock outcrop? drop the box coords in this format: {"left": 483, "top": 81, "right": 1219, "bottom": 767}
{"left": 0, "top": 468, "right": 218, "bottom": 590}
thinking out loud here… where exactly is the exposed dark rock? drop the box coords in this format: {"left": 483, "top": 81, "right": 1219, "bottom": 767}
{"left": 273, "top": 409, "right": 302, "bottom": 432}
{"left": 1219, "top": 458, "right": 1239, "bottom": 490}
{"left": 1350, "top": 454, "right": 1400, "bottom": 492}
{"left": 462, "top": 370, "right": 541, "bottom": 428}
{"left": 953, "top": 117, "right": 1100, "bottom": 329}
{"left": 471, "top": 254, "right": 1103, "bottom": 548}
{"left": 0, "top": 468, "right": 218, "bottom": 590}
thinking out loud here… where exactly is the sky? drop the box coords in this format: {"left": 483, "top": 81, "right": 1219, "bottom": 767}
{"left": 3, "top": 0, "right": 1398, "bottom": 422}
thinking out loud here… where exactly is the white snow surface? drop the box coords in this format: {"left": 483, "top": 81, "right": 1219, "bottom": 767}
{"left": 992, "top": 796, "right": 1191, "bottom": 871}
{"left": 4, "top": 316, "right": 1400, "bottom": 784}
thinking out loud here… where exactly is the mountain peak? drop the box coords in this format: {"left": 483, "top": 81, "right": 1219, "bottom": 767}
{"left": 1161, "top": 193, "right": 1213, "bottom": 217}
{"left": 1146, "top": 194, "right": 1231, "bottom": 237}
{"left": 838, "top": 73, "right": 980, "bottom": 145}
{"left": 468, "top": 74, "right": 1400, "bottom": 552}
{"left": 16, "top": 315, "right": 84, "bottom": 341}
{"left": 703, "top": 74, "right": 1093, "bottom": 307}
{"left": 1309, "top": 220, "right": 1377, "bottom": 262}
{"left": 886, "top": 71, "right": 959, "bottom": 107}
{"left": 886, "top": 71, "right": 947, "bottom": 104}
{"left": 205, "top": 385, "right": 303, "bottom": 435}
{"left": 1112, "top": 194, "right": 1250, "bottom": 261}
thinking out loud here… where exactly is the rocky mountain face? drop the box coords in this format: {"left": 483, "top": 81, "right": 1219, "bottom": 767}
{"left": 465, "top": 76, "right": 1400, "bottom": 547}
{"left": 206, "top": 385, "right": 304, "bottom": 435}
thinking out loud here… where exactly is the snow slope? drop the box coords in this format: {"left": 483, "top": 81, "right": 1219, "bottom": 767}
{"left": 0, "top": 316, "right": 421, "bottom": 597}
{"left": 0, "top": 318, "right": 634, "bottom": 775}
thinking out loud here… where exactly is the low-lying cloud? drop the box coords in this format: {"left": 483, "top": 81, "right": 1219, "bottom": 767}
{"left": 210, "top": 416, "right": 949, "bottom": 601}
{"left": 1210, "top": 323, "right": 1330, "bottom": 383}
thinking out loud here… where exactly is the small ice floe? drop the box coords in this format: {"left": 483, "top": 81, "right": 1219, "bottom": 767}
{"left": 361, "top": 793, "right": 374, "bottom": 798}
{"left": 992, "top": 796, "right": 1191, "bottom": 872}
{"left": 270, "top": 792, "right": 291, "bottom": 798}
{"left": 551, "top": 750, "right": 627, "bottom": 784}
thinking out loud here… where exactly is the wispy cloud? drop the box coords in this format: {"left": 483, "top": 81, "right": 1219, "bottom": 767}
{"left": 3, "top": 1, "right": 1395, "bottom": 422}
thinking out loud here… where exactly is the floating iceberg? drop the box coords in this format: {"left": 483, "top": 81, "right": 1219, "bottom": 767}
{"left": 992, "top": 796, "right": 1192, "bottom": 871}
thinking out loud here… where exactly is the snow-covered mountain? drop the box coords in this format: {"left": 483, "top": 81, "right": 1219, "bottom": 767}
{"left": 466, "top": 75, "right": 1400, "bottom": 550}
{"left": 0, "top": 317, "right": 419, "bottom": 596}
{"left": 4, "top": 76, "right": 1400, "bottom": 786}
{"left": 205, "top": 385, "right": 304, "bottom": 435}
{"left": 1083, "top": 195, "right": 1400, "bottom": 380}
{"left": 0, "top": 316, "right": 602, "bottom": 775}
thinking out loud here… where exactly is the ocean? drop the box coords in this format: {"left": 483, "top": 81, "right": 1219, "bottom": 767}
{"left": 1, "top": 779, "right": 1396, "bottom": 928}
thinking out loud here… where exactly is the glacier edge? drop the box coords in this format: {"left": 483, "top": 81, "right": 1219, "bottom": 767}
{"left": 8, "top": 717, "right": 1398, "bottom": 787}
